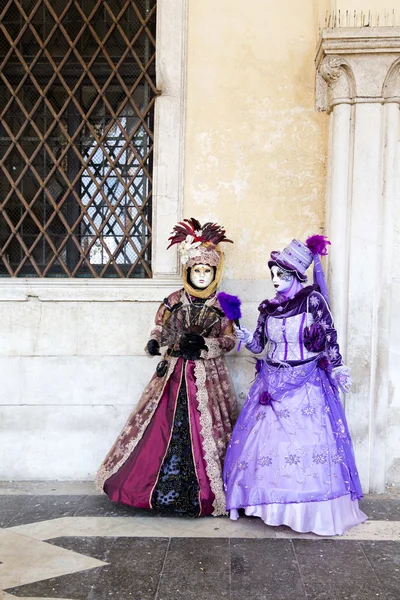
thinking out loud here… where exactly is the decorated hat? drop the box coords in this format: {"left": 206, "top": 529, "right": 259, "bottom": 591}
{"left": 167, "top": 218, "right": 233, "bottom": 298}
{"left": 268, "top": 239, "right": 314, "bottom": 282}
{"left": 167, "top": 218, "right": 232, "bottom": 267}
{"left": 269, "top": 235, "right": 331, "bottom": 303}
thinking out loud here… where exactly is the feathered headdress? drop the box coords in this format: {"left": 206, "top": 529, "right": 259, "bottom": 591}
{"left": 167, "top": 218, "right": 233, "bottom": 248}
{"left": 268, "top": 234, "right": 331, "bottom": 304}
{"left": 306, "top": 234, "right": 331, "bottom": 305}
{"left": 305, "top": 235, "right": 331, "bottom": 257}
{"left": 168, "top": 218, "right": 233, "bottom": 266}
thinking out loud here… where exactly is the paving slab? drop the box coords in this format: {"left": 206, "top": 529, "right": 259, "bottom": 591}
{"left": 2, "top": 488, "right": 400, "bottom": 600}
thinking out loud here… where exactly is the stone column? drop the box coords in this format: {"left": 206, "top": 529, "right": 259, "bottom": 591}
{"left": 316, "top": 28, "right": 400, "bottom": 493}
{"left": 318, "top": 56, "right": 355, "bottom": 350}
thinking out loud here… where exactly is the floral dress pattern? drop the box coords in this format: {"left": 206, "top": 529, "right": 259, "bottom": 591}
{"left": 97, "top": 289, "right": 238, "bottom": 516}
{"left": 223, "top": 285, "right": 367, "bottom": 535}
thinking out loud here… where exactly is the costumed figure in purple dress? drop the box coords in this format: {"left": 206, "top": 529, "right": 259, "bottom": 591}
{"left": 96, "top": 218, "right": 238, "bottom": 517}
{"left": 223, "top": 236, "right": 367, "bottom": 535}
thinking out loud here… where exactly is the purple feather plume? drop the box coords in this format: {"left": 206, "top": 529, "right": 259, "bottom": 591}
{"left": 305, "top": 234, "right": 331, "bottom": 256}
{"left": 217, "top": 292, "right": 242, "bottom": 325}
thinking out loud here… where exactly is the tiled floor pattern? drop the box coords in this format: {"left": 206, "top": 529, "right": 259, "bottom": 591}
{"left": 3, "top": 536, "right": 400, "bottom": 600}
{"left": 1, "top": 487, "right": 400, "bottom": 600}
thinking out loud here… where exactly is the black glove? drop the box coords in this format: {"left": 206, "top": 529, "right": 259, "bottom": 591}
{"left": 179, "top": 333, "right": 207, "bottom": 360}
{"left": 147, "top": 339, "right": 161, "bottom": 356}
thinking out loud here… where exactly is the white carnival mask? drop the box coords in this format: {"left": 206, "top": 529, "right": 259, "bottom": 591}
{"left": 270, "top": 265, "right": 295, "bottom": 293}
{"left": 189, "top": 263, "right": 215, "bottom": 289}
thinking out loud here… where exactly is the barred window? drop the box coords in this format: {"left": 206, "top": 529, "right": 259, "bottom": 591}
{"left": 0, "top": 0, "right": 156, "bottom": 277}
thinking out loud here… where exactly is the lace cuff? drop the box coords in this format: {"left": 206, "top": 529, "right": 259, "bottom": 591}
{"left": 200, "top": 335, "right": 235, "bottom": 359}
{"left": 332, "top": 365, "right": 352, "bottom": 393}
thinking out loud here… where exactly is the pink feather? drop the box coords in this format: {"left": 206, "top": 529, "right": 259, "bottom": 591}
{"left": 305, "top": 234, "right": 331, "bottom": 256}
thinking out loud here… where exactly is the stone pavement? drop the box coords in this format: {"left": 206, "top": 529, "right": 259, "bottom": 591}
{"left": 1, "top": 482, "right": 400, "bottom": 600}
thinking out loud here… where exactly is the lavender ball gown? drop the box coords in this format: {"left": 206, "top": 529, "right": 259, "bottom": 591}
{"left": 223, "top": 285, "right": 367, "bottom": 535}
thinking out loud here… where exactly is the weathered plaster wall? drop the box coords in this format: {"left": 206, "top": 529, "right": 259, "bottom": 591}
{"left": 181, "top": 0, "right": 333, "bottom": 457}
{"left": 184, "top": 0, "right": 329, "bottom": 282}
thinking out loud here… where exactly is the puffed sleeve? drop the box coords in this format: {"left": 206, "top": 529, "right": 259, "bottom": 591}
{"left": 145, "top": 291, "right": 181, "bottom": 354}
{"left": 308, "top": 290, "right": 343, "bottom": 368}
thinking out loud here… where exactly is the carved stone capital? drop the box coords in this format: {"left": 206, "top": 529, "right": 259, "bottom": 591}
{"left": 316, "top": 28, "right": 400, "bottom": 111}
{"left": 316, "top": 55, "right": 353, "bottom": 112}
{"left": 319, "top": 56, "right": 349, "bottom": 84}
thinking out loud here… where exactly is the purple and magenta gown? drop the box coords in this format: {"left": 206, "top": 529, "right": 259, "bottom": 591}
{"left": 223, "top": 284, "right": 367, "bottom": 535}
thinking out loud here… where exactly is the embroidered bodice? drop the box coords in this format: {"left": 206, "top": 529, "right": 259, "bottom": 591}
{"left": 246, "top": 286, "right": 343, "bottom": 367}
{"left": 265, "top": 312, "right": 317, "bottom": 362}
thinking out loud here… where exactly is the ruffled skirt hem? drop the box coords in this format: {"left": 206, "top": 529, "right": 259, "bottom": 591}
{"left": 229, "top": 494, "right": 367, "bottom": 536}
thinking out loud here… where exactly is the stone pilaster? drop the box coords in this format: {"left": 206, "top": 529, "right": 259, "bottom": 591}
{"left": 316, "top": 28, "right": 400, "bottom": 493}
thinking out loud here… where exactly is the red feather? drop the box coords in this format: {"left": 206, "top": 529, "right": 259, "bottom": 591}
{"left": 168, "top": 218, "right": 233, "bottom": 248}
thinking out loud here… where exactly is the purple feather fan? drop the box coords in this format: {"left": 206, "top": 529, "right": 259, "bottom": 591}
{"left": 218, "top": 292, "right": 243, "bottom": 350}
{"left": 305, "top": 234, "right": 331, "bottom": 256}
{"left": 217, "top": 292, "right": 242, "bottom": 326}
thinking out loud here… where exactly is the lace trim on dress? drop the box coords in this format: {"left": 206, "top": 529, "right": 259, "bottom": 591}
{"left": 201, "top": 338, "right": 222, "bottom": 359}
{"left": 194, "top": 360, "right": 227, "bottom": 516}
{"left": 95, "top": 357, "right": 179, "bottom": 491}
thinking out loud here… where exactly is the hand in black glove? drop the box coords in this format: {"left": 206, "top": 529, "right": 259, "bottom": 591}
{"left": 179, "top": 333, "right": 208, "bottom": 360}
{"left": 180, "top": 333, "right": 207, "bottom": 350}
{"left": 147, "top": 339, "right": 161, "bottom": 356}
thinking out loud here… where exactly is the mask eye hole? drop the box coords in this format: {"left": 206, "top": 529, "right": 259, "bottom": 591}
{"left": 271, "top": 267, "right": 282, "bottom": 279}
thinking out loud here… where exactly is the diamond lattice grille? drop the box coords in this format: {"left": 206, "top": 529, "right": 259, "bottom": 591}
{"left": 0, "top": 0, "right": 156, "bottom": 277}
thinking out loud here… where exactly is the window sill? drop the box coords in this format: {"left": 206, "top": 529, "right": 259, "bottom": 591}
{"left": 0, "top": 278, "right": 183, "bottom": 302}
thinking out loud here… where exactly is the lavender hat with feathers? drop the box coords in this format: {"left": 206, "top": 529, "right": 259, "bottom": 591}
{"left": 268, "top": 235, "right": 331, "bottom": 303}
{"left": 268, "top": 239, "right": 313, "bottom": 282}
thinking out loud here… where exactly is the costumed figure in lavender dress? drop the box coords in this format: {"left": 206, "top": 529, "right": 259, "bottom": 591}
{"left": 96, "top": 218, "right": 238, "bottom": 517}
{"left": 223, "top": 236, "right": 367, "bottom": 535}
